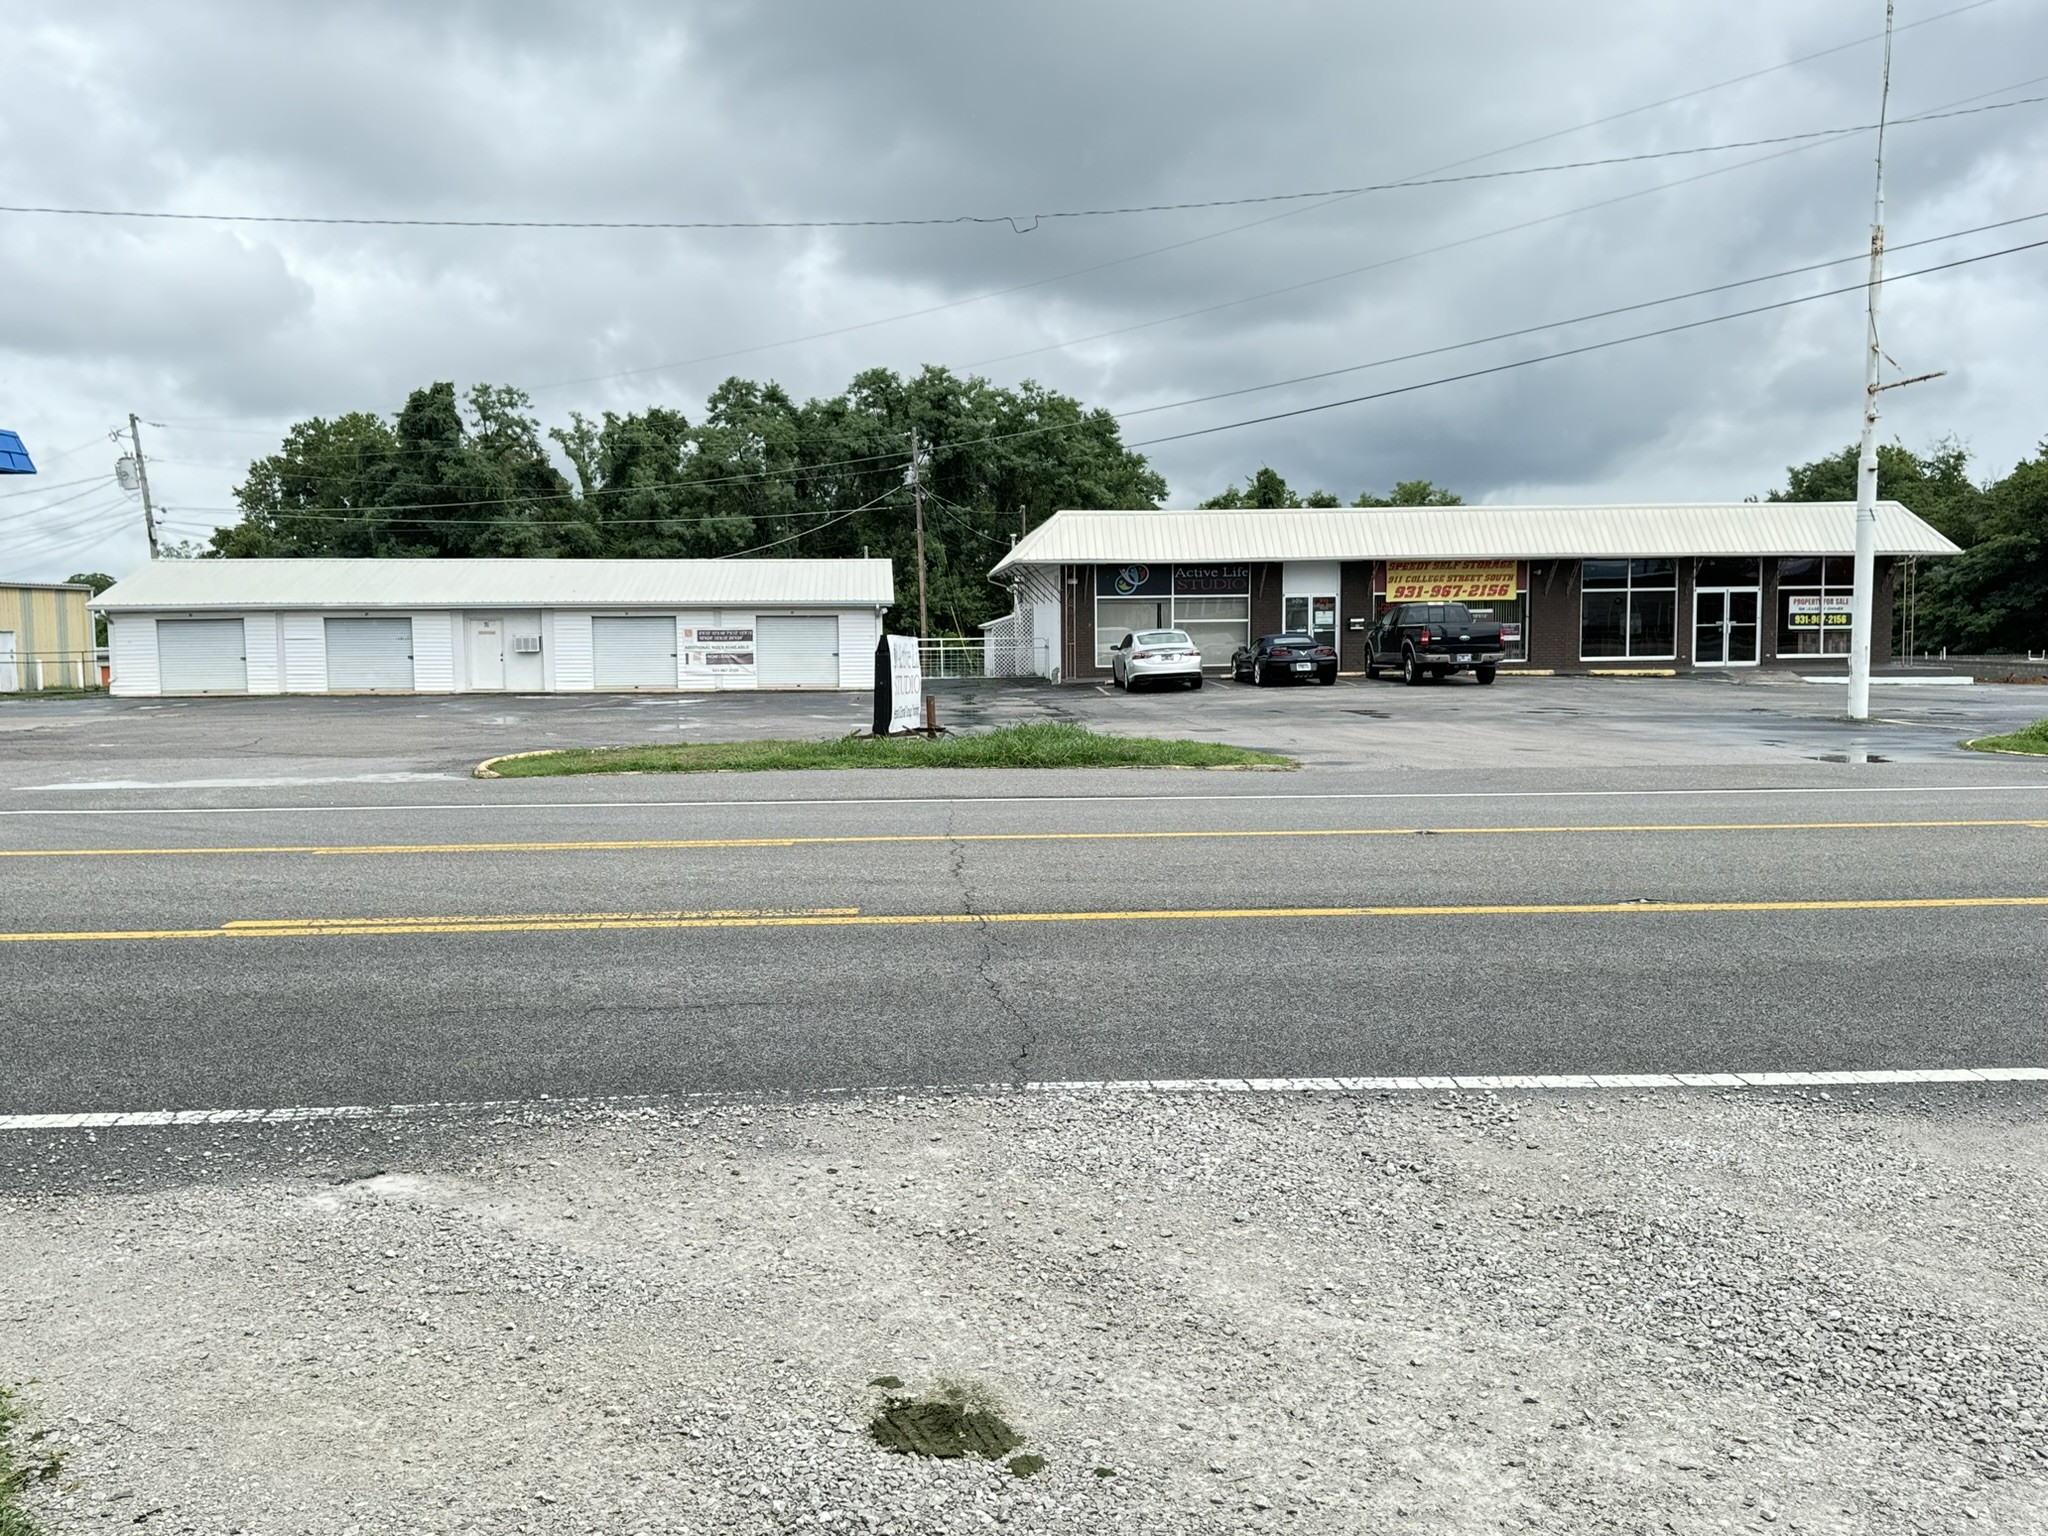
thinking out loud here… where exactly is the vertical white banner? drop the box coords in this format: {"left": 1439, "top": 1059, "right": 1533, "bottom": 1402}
{"left": 887, "top": 634, "right": 923, "bottom": 734}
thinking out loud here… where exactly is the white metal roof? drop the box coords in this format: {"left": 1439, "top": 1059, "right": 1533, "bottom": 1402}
{"left": 94, "top": 557, "right": 896, "bottom": 612}
{"left": 989, "top": 502, "right": 1959, "bottom": 576}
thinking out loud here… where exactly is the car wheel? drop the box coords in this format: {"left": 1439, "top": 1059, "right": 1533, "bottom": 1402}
{"left": 1318, "top": 668, "right": 1336, "bottom": 685}
{"left": 1474, "top": 666, "right": 1497, "bottom": 685}
{"left": 1254, "top": 660, "right": 1269, "bottom": 686}
{"left": 1189, "top": 675, "right": 1203, "bottom": 690}
{"left": 1365, "top": 657, "right": 1380, "bottom": 680}
{"left": 1429, "top": 668, "right": 1448, "bottom": 683}
{"left": 1401, "top": 650, "right": 1421, "bottom": 686}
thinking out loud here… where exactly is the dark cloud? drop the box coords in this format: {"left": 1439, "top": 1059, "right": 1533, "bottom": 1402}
{"left": 2, "top": 0, "right": 2043, "bottom": 578}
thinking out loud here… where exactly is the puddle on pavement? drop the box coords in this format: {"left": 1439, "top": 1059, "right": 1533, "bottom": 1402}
{"left": 868, "top": 1378, "right": 1024, "bottom": 1463}
{"left": 1812, "top": 752, "right": 1890, "bottom": 763}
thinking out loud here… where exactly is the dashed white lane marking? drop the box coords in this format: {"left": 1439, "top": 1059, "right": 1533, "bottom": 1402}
{"left": 4, "top": 781, "right": 2047, "bottom": 818}
{"left": 20, "top": 772, "right": 457, "bottom": 793}
{"left": 6, "top": 1066, "right": 2045, "bottom": 1130}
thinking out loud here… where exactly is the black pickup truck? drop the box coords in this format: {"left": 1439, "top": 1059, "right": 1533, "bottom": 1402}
{"left": 1364, "top": 601, "right": 1506, "bottom": 685}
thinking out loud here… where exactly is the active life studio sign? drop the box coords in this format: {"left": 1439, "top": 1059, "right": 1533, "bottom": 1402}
{"left": 1385, "top": 560, "right": 1518, "bottom": 602}
{"left": 1095, "top": 564, "right": 1250, "bottom": 597}
{"left": 872, "top": 634, "right": 923, "bottom": 735}
{"left": 1787, "top": 594, "right": 1853, "bottom": 629}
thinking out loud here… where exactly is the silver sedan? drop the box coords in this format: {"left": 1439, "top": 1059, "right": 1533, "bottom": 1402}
{"left": 1110, "top": 628, "right": 1205, "bottom": 691}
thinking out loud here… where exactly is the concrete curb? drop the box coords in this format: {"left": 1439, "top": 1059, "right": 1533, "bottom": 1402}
{"left": 472, "top": 750, "right": 560, "bottom": 779}
{"left": 1961, "top": 737, "right": 2048, "bottom": 758}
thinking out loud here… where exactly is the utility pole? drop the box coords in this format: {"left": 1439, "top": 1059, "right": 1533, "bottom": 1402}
{"left": 907, "top": 426, "right": 930, "bottom": 639}
{"left": 1846, "top": 1, "right": 1894, "bottom": 721}
{"left": 128, "top": 413, "right": 160, "bottom": 559}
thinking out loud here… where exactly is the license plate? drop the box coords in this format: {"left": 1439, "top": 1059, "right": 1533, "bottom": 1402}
{"left": 1293, "top": 661, "right": 1313, "bottom": 671}
{"left": 1455, "top": 652, "right": 1473, "bottom": 662}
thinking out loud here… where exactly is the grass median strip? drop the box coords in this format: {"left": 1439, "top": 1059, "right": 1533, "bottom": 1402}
{"left": 5, "top": 894, "right": 2048, "bottom": 944}
{"left": 1966, "top": 718, "right": 2048, "bottom": 755}
{"left": 479, "top": 722, "right": 1292, "bottom": 777}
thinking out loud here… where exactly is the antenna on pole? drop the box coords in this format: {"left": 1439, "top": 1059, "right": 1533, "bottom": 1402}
{"left": 1845, "top": 0, "right": 1894, "bottom": 721}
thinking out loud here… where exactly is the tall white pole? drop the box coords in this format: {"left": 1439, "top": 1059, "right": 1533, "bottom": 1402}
{"left": 1846, "top": 1, "right": 1894, "bottom": 721}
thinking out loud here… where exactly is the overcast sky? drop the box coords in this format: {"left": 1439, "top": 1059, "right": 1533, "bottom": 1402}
{"left": 3, "top": 0, "right": 2045, "bottom": 581}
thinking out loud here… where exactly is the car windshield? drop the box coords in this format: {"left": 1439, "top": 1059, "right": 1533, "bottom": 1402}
{"left": 1270, "top": 633, "right": 1317, "bottom": 647}
{"left": 1135, "top": 630, "right": 1190, "bottom": 646}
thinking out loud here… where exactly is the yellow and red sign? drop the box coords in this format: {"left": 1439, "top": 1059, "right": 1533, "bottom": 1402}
{"left": 1384, "top": 560, "right": 1518, "bottom": 602}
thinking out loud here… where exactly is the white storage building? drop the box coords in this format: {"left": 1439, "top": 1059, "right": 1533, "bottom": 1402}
{"left": 93, "top": 558, "right": 894, "bottom": 697}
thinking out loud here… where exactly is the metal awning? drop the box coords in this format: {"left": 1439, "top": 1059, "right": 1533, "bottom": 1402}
{"left": 0, "top": 430, "right": 34, "bottom": 474}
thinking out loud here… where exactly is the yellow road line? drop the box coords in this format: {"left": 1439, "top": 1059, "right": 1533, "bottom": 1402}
{"left": 4, "top": 818, "right": 2045, "bottom": 860}
{"left": 3, "top": 895, "right": 2046, "bottom": 944}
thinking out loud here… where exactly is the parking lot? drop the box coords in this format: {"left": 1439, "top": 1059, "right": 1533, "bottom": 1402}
{"left": 0, "top": 672, "right": 2040, "bottom": 792}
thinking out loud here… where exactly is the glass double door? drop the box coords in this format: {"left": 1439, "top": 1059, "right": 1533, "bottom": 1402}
{"left": 1283, "top": 594, "right": 1338, "bottom": 649}
{"left": 1694, "top": 588, "right": 1759, "bottom": 666}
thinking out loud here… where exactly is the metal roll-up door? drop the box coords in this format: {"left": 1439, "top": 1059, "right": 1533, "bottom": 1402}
{"left": 757, "top": 615, "right": 840, "bottom": 688}
{"left": 592, "top": 616, "right": 677, "bottom": 688}
{"left": 324, "top": 617, "right": 415, "bottom": 690}
{"left": 157, "top": 617, "right": 248, "bottom": 693}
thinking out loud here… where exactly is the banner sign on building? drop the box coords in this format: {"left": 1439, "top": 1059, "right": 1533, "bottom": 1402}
{"left": 1787, "top": 595, "right": 1853, "bottom": 629}
{"left": 1096, "top": 563, "right": 1172, "bottom": 597}
{"left": 872, "top": 633, "right": 924, "bottom": 734}
{"left": 1172, "top": 563, "right": 1251, "bottom": 595}
{"left": 680, "top": 625, "right": 755, "bottom": 683}
{"left": 1385, "top": 560, "right": 1518, "bottom": 602}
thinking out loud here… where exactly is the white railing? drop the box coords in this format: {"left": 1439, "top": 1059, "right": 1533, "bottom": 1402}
{"left": 918, "top": 636, "right": 1054, "bottom": 680}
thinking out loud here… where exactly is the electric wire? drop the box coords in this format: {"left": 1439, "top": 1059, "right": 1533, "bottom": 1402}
{"left": 711, "top": 486, "right": 904, "bottom": 559}
{"left": 0, "top": 471, "right": 115, "bottom": 500}
{"left": 0, "top": 477, "right": 122, "bottom": 515}
{"left": 8, "top": 101, "right": 2036, "bottom": 234}
{"left": 970, "top": 81, "right": 2048, "bottom": 369}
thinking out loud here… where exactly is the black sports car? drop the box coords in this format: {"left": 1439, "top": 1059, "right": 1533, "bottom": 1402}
{"left": 1230, "top": 632, "right": 1338, "bottom": 686}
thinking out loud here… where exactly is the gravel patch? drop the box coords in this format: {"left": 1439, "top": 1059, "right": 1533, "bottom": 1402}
{"left": 3, "top": 1087, "right": 2046, "bottom": 1534}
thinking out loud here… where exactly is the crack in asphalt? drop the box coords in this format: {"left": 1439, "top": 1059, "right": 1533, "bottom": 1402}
{"left": 941, "top": 803, "right": 1036, "bottom": 1088}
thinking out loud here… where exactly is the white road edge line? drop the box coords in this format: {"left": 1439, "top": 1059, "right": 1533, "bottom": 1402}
{"left": 7, "top": 1066, "right": 2046, "bottom": 1130}
{"left": 5, "top": 782, "right": 2048, "bottom": 817}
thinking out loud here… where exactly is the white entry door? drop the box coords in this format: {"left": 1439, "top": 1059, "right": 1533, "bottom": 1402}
{"left": 757, "top": 615, "right": 840, "bottom": 688}
{"left": 592, "top": 616, "right": 678, "bottom": 688}
{"left": 0, "top": 631, "right": 16, "bottom": 692}
{"left": 157, "top": 617, "right": 248, "bottom": 693}
{"left": 324, "top": 617, "right": 416, "bottom": 690}
{"left": 465, "top": 615, "right": 505, "bottom": 690}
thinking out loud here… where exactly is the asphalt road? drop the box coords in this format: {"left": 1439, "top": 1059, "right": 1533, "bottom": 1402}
{"left": 5, "top": 729, "right": 2046, "bottom": 1113}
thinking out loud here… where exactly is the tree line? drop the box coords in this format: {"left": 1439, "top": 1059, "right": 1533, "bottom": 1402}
{"left": 195, "top": 369, "right": 2042, "bottom": 650}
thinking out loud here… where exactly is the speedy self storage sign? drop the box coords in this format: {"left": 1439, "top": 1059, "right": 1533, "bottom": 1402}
{"left": 1385, "top": 560, "right": 1518, "bottom": 602}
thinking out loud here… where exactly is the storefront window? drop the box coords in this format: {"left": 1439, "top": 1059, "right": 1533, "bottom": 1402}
{"left": 1580, "top": 558, "right": 1676, "bottom": 659}
{"left": 1777, "top": 556, "right": 1855, "bottom": 656}
{"left": 1464, "top": 597, "right": 1527, "bottom": 661}
{"left": 1095, "top": 565, "right": 1250, "bottom": 667}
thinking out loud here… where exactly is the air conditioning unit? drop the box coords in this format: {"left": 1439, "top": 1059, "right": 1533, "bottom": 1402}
{"left": 512, "top": 635, "right": 543, "bottom": 654}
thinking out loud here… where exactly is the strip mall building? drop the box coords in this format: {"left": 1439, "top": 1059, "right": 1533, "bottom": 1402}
{"left": 985, "top": 502, "right": 1958, "bottom": 681}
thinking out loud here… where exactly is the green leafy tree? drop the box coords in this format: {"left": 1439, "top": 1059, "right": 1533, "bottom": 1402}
{"left": 206, "top": 367, "right": 1163, "bottom": 635}
{"left": 1354, "top": 480, "right": 1463, "bottom": 507}
{"left": 1771, "top": 435, "right": 2045, "bottom": 654}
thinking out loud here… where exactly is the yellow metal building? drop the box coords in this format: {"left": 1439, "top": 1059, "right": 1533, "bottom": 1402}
{"left": 0, "top": 580, "right": 98, "bottom": 690}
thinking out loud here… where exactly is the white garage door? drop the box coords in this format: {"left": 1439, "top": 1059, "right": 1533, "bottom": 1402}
{"left": 325, "top": 617, "right": 415, "bottom": 690}
{"left": 757, "top": 615, "right": 840, "bottom": 688}
{"left": 157, "top": 618, "right": 248, "bottom": 693}
{"left": 592, "top": 616, "right": 677, "bottom": 688}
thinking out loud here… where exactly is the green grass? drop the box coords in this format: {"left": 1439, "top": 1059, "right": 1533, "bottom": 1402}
{"left": 484, "top": 721, "right": 1293, "bottom": 776}
{"left": 0, "top": 1386, "right": 61, "bottom": 1536}
{"left": 1965, "top": 718, "right": 2048, "bottom": 755}
{"left": 0, "top": 687, "right": 103, "bottom": 703}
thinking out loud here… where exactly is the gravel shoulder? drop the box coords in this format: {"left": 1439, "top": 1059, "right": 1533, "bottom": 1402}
{"left": 4, "top": 1086, "right": 2047, "bottom": 1536}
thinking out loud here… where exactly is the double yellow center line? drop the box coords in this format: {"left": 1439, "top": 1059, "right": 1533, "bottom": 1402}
{"left": 4, "top": 895, "right": 2047, "bottom": 944}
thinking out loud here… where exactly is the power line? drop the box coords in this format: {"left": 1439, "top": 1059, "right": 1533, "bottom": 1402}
{"left": 149, "top": 216, "right": 2048, "bottom": 524}
{"left": 0, "top": 471, "right": 113, "bottom": 500}
{"left": 712, "top": 487, "right": 903, "bottom": 559}
{"left": 0, "top": 477, "right": 120, "bottom": 516}
{"left": 969, "top": 82, "right": 2048, "bottom": 369}
{"left": 11, "top": 103, "right": 2037, "bottom": 235}
{"left": 515, "top": 6, "right": 2017, "bottom": 396}
{"left": 1118, "top": 235, "right": 2048, "bottom": 452}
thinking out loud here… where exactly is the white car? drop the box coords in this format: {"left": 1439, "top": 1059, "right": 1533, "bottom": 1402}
{"left": 1110, "top": 628, "right": 1205, "bottom": 692}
